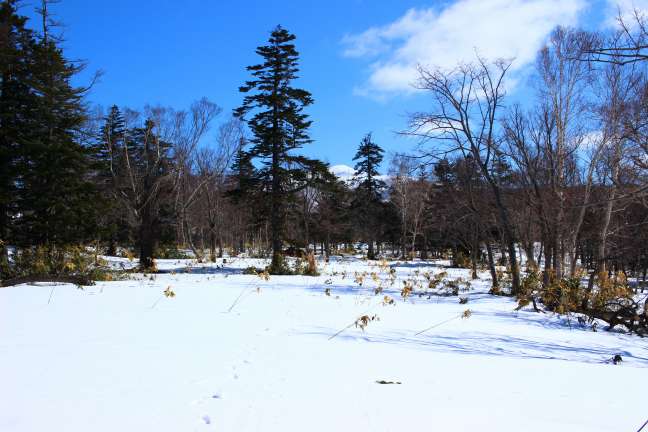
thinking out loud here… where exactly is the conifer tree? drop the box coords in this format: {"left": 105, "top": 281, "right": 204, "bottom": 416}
{"left": 0, "top": 0, "right": 37, "bottom": 271}
{"left": 6, "top": 1, "right": 98, "bottom": 248}
{"left": 229, "top": 147, "right": 258, "bottom": 204}
{"left": 95, "top": 105, "right": 127, "bottom": 255}
{"left": 352, "top": 133, "right": 385, "bottom": 260}
{"left": 235, "top": 25, "right": 322, "bottom": 273}
{"left": 314, "top": 178, "right": 352, "bottom": 258}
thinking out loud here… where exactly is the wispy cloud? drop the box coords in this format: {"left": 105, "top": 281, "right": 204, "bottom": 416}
{"left": 604, "top": 0, "right": 648, "bottom": 27}
{"left": 343, "top": 0, "right": 587, "bottom": 97}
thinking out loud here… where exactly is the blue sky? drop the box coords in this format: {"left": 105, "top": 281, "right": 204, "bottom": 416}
{"left": 21, "top": 0, "right": 646, "bottom": 170}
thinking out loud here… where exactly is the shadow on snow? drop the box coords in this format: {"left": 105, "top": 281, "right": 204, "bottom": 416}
{"left": 299, "top": 327, "right": 648, "bottom": 366}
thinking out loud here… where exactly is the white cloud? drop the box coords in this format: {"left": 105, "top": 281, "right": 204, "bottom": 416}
{"left": 604, "top": 0, "right": 648, "bottom": 27}
{"left": 343, "top": 0, "right": 587, "bottom": 96}
{"left": 342, "top": 9, "right": 436, "bottom": 58}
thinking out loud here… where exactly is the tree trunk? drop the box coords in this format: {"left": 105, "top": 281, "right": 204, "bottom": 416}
{"left": 139, "top": 210, "right": 155, "bottom": 270}
{"left": 209, "top": 225, "right": 216, "bottom": 262}
{"left": 486, "top": 242, "right": 498, "bottom": 289}
{"left": 480, "top": 158, "right": 520, "bottom": 294}
{"left": 420, "top": 234, "right": 429, "bottom": 260}
{"left": 524, "top": 242, "right": 536, "bottom": 269}
{"left": 543, "top": 240, "right": 553, "bottom": 287}
{"left": 597, "top": 191, "right": 615, "bottom": 275}
{"left": 269, "top": 122, "right": 284, "bottom": 272}
{"left": 0, "top": 246, "right": 9, "bottom": 278}
{"left": 107, "top": 236, "right": 117, "bottom": 257}
{"left": 471, "top": 233, "right": 479, "bottom": 280}
{"left": 552, "top": 234, "right": 561, "bottom": 280}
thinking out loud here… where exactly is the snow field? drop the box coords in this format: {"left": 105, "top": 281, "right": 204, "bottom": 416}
{"left": 1, "top": 257, "right": 647, "bottom": 431}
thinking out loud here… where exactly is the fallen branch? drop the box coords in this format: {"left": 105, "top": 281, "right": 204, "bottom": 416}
{"left": 1, "top": 275, "right": 94, "bottom": 288}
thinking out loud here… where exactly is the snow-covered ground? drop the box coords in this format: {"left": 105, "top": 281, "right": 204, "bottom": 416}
{"left": 1, "top": 257, "right": 647, "bottom": 431}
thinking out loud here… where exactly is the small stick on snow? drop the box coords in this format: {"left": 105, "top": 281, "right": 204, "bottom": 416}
{"left": 414, "top": 314, "right": 462, "bottom": 336}
{"left": 328, "top": 320, "right": 358, "bottom": 341}
{"left": 150, "top": 295, "right": 164, "bottom": 309}
{"left": 224, "top": 286, "right": 252, "bottom": 313}
{"left": 47, "top": 286, "right": 56, "bottom": 305}
{"left": 637, "top": 418, "right": 648, "bottom": 432}
{"left": 329, "top": 302, "right": 381, "bottom": 341}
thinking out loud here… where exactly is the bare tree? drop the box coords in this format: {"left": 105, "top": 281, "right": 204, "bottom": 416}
{"left": 580, "top": 9, "right": 647, "bottom": 65}
{"left": 592, "top": 54, "right": 644, "bottom": 274}
{"left": 534, "top": 27, "right": 593, "bottom": 279}
{"left": 102, "top": 108, "right": 174, "bottom": 268}
{"left": 406, "top": 56, "right": 522, "bottom": 293}
{"left": 195, "top": 117, "right": 243, "bottom": 261}
{"left": 167, "top": 98, "right": 221, "bottom": 252}
{"left": 389, "top": 155, "right": 413, "bottom": 258}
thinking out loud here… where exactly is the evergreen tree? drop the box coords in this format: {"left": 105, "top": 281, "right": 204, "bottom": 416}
{"left": 0, "top": 0, "right": 37, "bottom": 271}
{"left": 313, "top": 178, "right": 352, "bottom": 258}
{"left": 433, "top": 158, "right": 453, "bottom": 183}
{"left": 1, "top": 1, "right": 98, "bottom": 250}
{"left": 235, "top": 25, "right": 322, "bottom": 273}
{"left": 229, "top": 147, "right": 258, "bottom": 204}
{"left": 352, "top": 133, "right": 385, "bottom": 259}
{"left": 15, "top": 13, "right": 97, "bottom": 246}
{"left": 94, "top": 105, "right": 127, "bottom": 255}
{"left": 99, "top": 105, "right": 126, "bottom": 159}
{"left": 228, "top": 146, "right": 263, "bottom": 253}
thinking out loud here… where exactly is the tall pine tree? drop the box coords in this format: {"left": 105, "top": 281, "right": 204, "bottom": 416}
{"left": 0, "top": 0, "right": 38, "bottom": 272}
{"left": 94, "top": 105, "right": 127, "bottom": 255}
{"left": 1, "top": 0, "right": 99, "bottom": 267}
{"left": 14, "top": 1, "right": 98, "bottom": 247}
{"left": 352, "top": 133, "right": 385, "bottom": 260}
{"left": 235, "top": 25, "right": 322, "bottom": 273}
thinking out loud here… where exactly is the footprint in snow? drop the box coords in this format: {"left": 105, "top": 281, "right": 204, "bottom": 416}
{"left": 202, "top": 415, "right": 211, "bottom": 425}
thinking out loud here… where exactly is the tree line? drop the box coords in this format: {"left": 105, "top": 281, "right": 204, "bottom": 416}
{"left": 2, "top": 0, "right": 648, "bottom": 325}
{"left": 0, "top": 2, "right": 392, "bottom": 276}
{"left": 405, "top": 19, "right": 648, "bottom": 297}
